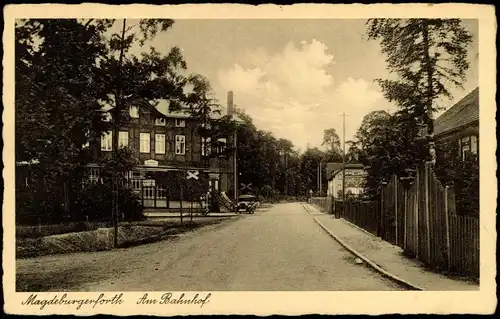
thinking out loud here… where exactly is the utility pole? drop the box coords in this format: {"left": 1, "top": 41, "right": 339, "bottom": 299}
{"left": 285, "top": 152, "right": 288, "bottom": 196}
{"left": 340, "top": 113, "right": 349, "bottom": 213}
{"left": 319, "top": 161, "right": 322, "bottom": 196}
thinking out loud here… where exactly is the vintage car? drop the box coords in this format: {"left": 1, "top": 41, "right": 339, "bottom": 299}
{"left": 236, "top": 194, "right": 258, "bottom": 214}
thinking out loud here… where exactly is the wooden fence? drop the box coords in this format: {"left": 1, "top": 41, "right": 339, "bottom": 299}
{"left": 342, "top": 200, "right": 379, "bottom": 236}
{"left": 381, "top": 163, "right": 479, "bottom": 278}
{"left": 309, "top": 164, "right": 479, "bottom": 279}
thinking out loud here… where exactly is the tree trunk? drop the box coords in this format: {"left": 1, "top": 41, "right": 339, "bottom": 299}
{"left": 422, "top": 21, "right": 434, "bottom": 136}
{"left": 111, "top": 19, "right": 127, "bottom": 248}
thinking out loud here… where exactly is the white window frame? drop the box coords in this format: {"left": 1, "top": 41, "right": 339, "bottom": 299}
{"left": 201, "top": 137, "right": 211, "bottom": 156}
{"left": 175, "top": 135, "right": 186, "bottom": 155}
{"left": 470, "top": 135, "right": 478, "bottom": 155}
{"left": 175, "top": 118, "right": 186, "bottom": 127}
{"left": 140, "top": 133, "right": 150, "bottom": 153}
{"left": 89, "top": 167, "right": 100, "bottom": 184}
{"left": 155, "top": 134, "right": 166, "bottom": 154}
{"left": 460, "top": 135, "right": 477, "bottom": 160}
{"left": 130, "top": 106, "right": 139, "bottom": 118}
{"left": 101, "top": 131, "right": 112, "bottom": 151}
{"left": 118, "top": 131, "right": 129, "bottom": 148}
{"left": 155, "top": 118, "right": 166, "bottom": 126}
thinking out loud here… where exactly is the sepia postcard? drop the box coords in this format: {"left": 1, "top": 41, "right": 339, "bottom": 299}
{"left": 3, "top": 3, "right": 497, "bottom": 316}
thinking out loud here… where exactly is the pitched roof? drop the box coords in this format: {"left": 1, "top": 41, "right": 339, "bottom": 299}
{"left": 434, "top": 87, "right": 479, "bottom": 137}
{"left": 100, "top": 98, "right": 244, "bottom": 122}
{"left": 326, "top": 162, "right": 365, "bottom": 180}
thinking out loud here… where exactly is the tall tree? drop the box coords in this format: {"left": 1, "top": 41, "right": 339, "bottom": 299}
{"left": 367, "top": 19, "right": 473, "bottom": 161}
{"left": 321, "top": 128, "right": 342, "bottom": 161}
{"left": 15, "top": 19, "right": 110, "bottom": 219}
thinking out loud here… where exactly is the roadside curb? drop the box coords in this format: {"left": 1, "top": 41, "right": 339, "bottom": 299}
{"left": 302, "top": 204, "right": 424, "bottom": 291}
{"left": 340, "top": 218, "right": 380, "bottom": 239}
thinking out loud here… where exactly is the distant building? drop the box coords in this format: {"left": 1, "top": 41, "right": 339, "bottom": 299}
{"left": 326, "top": 163, "right": 366, "bottom": 199}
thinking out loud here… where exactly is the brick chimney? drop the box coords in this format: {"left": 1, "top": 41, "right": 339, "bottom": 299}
{"left": 227, "top": 91, "right": 234, "bottom": 116}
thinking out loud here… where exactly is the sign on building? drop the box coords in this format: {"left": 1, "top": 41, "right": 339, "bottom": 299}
{"left": 144, "top": 159, "right": 159, "bottom": 167}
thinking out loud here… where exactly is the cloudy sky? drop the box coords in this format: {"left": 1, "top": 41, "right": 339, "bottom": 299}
{"left": 131, "top": 19, "right": 478, "bottom": 151}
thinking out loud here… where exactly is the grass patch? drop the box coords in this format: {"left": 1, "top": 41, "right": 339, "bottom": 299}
{"left": 17, "top": 217, "right": 233, "bottom": 259}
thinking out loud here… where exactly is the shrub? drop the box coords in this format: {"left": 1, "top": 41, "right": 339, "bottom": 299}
{"left": 434, "top": 141, "right": 479, "bottom": 217}
{"left": 452, "top": 156, "right": 479, "bottom": 216}
{"left": 73, "top": 182, "right": 145, "bottom": 222}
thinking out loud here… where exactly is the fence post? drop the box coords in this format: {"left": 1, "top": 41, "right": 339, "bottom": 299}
{"left": 394, "top": 175, "right": 398, "bottom": 247}
{"left": 425, "top": 164, "right": 431, "bottom": 264}
{"left": 141, "top": 180, "right": 144, "bottom": 207}
{"left": 154, "top": 182, "right": 157, "bottom": 208}
{"left": 378, "top": 190, "right": 384, "bottom": 238}
{"left": 444, "top": 185, "right": 451, "bottom": 270}
{"left": 415, "top": 167, "right": 420, "bottom": 259}
{"left": 403, "top": 188, "right": 407, "bottom": 251}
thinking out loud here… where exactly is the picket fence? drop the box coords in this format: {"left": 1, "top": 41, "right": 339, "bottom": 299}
{"left": 382, "top": 163, "right": 479, "bottom": 278}
{"left": 310, "top": 162, "right": 480, "bottom": 279}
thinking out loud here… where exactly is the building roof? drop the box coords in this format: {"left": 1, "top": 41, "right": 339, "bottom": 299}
{"left": 433, "top": 87, "right": 479, "bottom": 137}
{"left": 326, "top": 162, "right": 365, "bottom": 180}
{"left": 100, "top": 98, "right": 244, "bottom": 123}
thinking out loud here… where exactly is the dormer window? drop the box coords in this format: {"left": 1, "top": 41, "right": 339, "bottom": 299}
{"left": 155, "top": 118, "right": 166, "bottom": 126}
{"left": 175, "top": 119, "right": 186, "bottom": 127}
{"left": 130, "top": 106, "right": 139, "bottom": 118}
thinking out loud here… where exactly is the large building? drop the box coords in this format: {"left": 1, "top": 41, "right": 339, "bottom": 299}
{"left": 87, "top": 92, "right": 241, "bottom": 209}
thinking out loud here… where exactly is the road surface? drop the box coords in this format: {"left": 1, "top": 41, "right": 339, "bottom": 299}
{"left": 17, "top": 203, "right": 404, "bottom": 291}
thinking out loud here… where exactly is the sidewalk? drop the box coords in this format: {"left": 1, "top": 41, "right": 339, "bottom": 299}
{"left": 306, "top": 204, "right": 479, "bottom": 291}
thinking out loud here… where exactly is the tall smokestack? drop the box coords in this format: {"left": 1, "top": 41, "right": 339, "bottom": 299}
{"left": 227, "top": 91, "right": 234, "bottom": 116}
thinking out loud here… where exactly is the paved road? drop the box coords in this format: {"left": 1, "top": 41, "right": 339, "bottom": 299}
{"left": 17, "top": 203, "right": 404, "bottom": 291}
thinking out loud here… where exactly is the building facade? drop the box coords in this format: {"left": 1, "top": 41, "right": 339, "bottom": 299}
{"left": 87, "top": 93, "right": 240, "bottom": 209}
{"left": 326, "top": 163, "right": 366, "bottom": 199}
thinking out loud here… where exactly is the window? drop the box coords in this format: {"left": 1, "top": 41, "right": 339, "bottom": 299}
{"left": 101, "top": 131, "right": 112, "bottom": 151}
{"left": 119, "top": 131, "right": 129, "bottom": 148}
{"left": 155, "top": 118, "right": 166, "bottom": 126}
{"left": 460, "top": 135, "right": 478, "bottom": 160}
{"left": 175, "top": 135, "right": 186, "bottom": 155}
{"left": 130, "top": 106, "right": 139, "bottom": 118}
{"left": 140, "top": 133, "right": 150, "bottom": 153}
{"left": 175, "top": 119, "right": 186, "bottom": 127}
{"left": 89, "top": 167, "right": 100, "bottom": 184}
{"left": 155, "top": 134, "right": 165, "bottom": 154}
{"left": 201, "top": 137, "right": 211, "bottom": 156}
{"left": 216, "top": 138, "right": 227, "bottom": 155}
{"left": 471, "top": 135, "right": 478, "bottom": 154}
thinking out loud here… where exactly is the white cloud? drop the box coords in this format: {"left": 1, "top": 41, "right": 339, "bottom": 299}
{"left": 217, "top": 40, "right": 389, "bottom": 150}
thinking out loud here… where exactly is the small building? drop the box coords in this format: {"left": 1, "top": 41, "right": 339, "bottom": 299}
{"left": 326, "top": 163, "right": 367, "bottom": 199}
{"left": 429, "top": 87, "right": 479, "bottom": 161}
